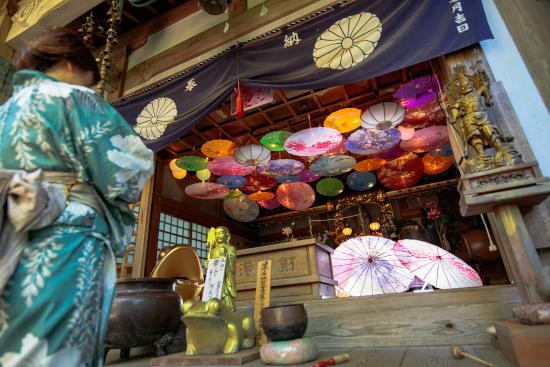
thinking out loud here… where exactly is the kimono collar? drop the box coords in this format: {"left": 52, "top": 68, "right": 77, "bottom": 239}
{"left": 12, "top": 69, "right": 60, "bottom": 92}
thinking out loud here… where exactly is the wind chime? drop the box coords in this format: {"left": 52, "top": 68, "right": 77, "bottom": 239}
{"left": 78, "top": 0, "right": 123, "bottom": 97}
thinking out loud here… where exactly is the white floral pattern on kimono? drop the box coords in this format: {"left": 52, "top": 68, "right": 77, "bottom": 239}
{"left": 0, "top": 70, "right": 154, "bottom": 367}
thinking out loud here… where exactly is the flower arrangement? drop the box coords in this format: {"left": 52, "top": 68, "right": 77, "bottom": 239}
{"left": 282, "top": 226, "right": 293, "bottom": 241}
{"left": 423, "top": 201, "right": 450, "bottom": 250}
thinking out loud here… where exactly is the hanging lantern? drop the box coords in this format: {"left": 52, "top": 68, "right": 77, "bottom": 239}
{"left": 323, "top": 108, "right": 362, "bottom": 133}
{"left": 361, "top": 102, "right": 405, "bottom": 131}
{"left": 196, "top": 168, "right": 211, "bottom": 181}
{"left": 355, "top": 158, "right": 386, "bottom": 172}
{"left": 201, "top": 139, "right": 238, "bottom": 158}
{"left": 342, "top": 227, "right": 353, "bottom": 236}
{"left": 260, "top": 131, "right": 292, "bottom": 151}
{"left": 369, "top": 222, "right": 381, "bottom": 231}
{"left": 176, "top": 156, "right": 208, "bottom": 171}
{"left": 248, "top": 191, "right": 275, "bottom": 202}
{"left": 316, "top": 177, "right": 344, "bottom": 197}
{"left": 423, "top": 154, "right": 453, "bottom": 175}
{"left": 172, "top": 169, "right": 187, "bottom": 180}
{"left": 234, "top": 144, "right": 271, "bottom": 166}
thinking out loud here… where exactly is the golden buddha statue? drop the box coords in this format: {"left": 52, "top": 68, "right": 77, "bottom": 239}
{"left": 446, "top": 64, "right": 522, "bottom": 172}
{"left": 206, "top": 226, "right": 237, "bottom": 311}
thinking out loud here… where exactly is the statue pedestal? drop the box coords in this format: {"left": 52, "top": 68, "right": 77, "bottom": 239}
{"left": 458, "top": 162, "right": 550, "bottom": 216}
{"left": 151, "top": 347, "right": 260, "bottom": 366}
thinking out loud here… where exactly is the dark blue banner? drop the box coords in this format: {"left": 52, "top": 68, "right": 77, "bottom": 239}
{"left": 113, "top": 0, "right": 492, "bottom": 152}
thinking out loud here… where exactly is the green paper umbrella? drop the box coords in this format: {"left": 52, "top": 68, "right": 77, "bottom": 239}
{"left": 316, "top": 177, "right": 344, "bottom": 196}
{"left": 196, "top": 168, "right": 211, "bottom": 181}
{"left": 260, "top": 131, "right": 293, "bottom": 152}
{"left": 176, "top": 156, "right": 208, "bottom": 171}
{"left": 224, "top": 188, "right": 243, "bottom": 199}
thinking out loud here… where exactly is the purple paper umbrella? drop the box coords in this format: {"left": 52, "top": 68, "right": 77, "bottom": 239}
{"left": 394, "top": 75, "right": 439, "bottom": 109}
{"left": 400, "top": 126, "right": 450, "bottom": 153}
{"left": 273, "top": 175, "right": 301, "bottom": 183}
{"left": 346, "top": 128, "right": 401, "bottom": 155}
{"left": 256, "top": 159, "right": 304, "bottom": 176}
{"left": 297, "top": 170, "right": 320, "bottom": 183}
{"left": 258, "top": 195, "right": 280, "bottom": 210}
{"left": 216, "top": 175, "right": 247, "bottom": 189}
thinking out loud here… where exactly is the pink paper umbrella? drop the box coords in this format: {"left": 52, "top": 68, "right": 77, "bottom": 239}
{"left": 400, "top": 126, "right": 450, "bottom": 153}
{"left": 276, "top": 182, "right": 315, "bottom": 211}
{"left": 332, "top": 236, "right": 414, "bottom": 296}
{"left": 208, "top": 156, "right": 255, "bottom": 176}
{"left": 394, "top": 75, "right": 438, "bottom": 109}
{"left": 258, "top": 195, "right": 280, "bottom": 210}
{"left": 394, "top": 239, "right": 482, "bottom": 289}
{"left": 297, "top": 170, "right": 320, "bottom": 183}
{"left": 184, "top": 182, "right": 230, "bottom": 199}
{"left": 284, "top": 127, "right": 343, "bottom": 156}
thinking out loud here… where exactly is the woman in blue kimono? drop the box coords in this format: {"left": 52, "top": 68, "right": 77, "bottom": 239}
{"left": 0, "top": 29, "right": 154, "bottom": 366}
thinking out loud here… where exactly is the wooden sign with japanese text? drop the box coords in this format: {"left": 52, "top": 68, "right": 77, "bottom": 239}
{"left": 253, "top": 259, "right": 272, "bottom": 346}
{"left": 201, "top": 257, "right": 227, "bottom": 302}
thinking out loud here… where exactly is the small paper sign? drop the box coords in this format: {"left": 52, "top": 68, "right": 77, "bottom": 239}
{"left": 253, "top": 259, "right": 272, "bottom": 346}
{"left": 201, "top": 257, "right": 227, "bottom": 302}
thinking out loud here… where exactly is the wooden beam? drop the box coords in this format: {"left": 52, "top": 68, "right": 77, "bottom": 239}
{"left": 124, "top": 0, "right": 338, "bottom": 91}
{"left": 132, "top": 169, "right": 155, "bottom": 277}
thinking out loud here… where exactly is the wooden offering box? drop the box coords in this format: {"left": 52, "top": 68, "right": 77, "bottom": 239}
{"left": 236, "top": 238, "right": 336, "bottom": 305}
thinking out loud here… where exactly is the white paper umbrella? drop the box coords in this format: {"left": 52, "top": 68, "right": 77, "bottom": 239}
{"left": 361, "top": 102, "right": 405, "bottom": 131}
{"left": 233, "top": 144, "right": 271, "bottom": 166}
{"left": 332, "top": 236, "right": 414, "bottom": 296}
{"left": 394, "top": 239, "right": 482, "bottom": 289}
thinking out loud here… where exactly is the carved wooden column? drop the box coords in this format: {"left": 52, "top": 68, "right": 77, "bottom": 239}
{"left": 0, "top": 1, "right": 16, "bottom": 103}
{"left": 438, "top": 46, "right": 550, "bottom": 304}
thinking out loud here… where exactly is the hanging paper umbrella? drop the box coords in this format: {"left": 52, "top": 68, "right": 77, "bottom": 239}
{"left": 310, "top": 155, "right": 356, "bottom": 177}
{"left": 241, "top": 174, "right": 278, "bottom": 193}
{"left": 332, "top": 236, "right": 414, "bottom": 296}
{"left": 172, "top": 169, "right": 187, "bottom": 180}
{"left": 258, "top": 195, "right": 280, "bottom": 210}
{"left": 377, "top": 152, "right": 424, "bottom": 190}
{"left": 400, "top": 126, "right": 450, "bottom": 153}
{"left": 185, "top": 182, "right": 229, "bottom": 199}
{"left": 423, "top": 154, "right": 453, "bottom": 175}
{"left": 325, "top": 137, "right": 348, "bottom": 156}
{"left": 394, "top": 75, "right": 438, "bottom": 109}
{"left": 316, "top": 177, "right": 344, "bottom": 196}
{"left": 169, "top": 159, "right": 183, "bottom": 173}
{"left": 224, "top": 188, "right": 243, "bottom": 199}
{"left": 429, "top": 144, "right": 453, "bottom": 157}
{"left": 398, "top": 125, "right": 415, "bottom": 141}
{"left": 273, "top": 175, "right": 301, "bottom": 183}
{"left": 374, "top": 145, "right": 406, "bottom": 161}
{"left": 323, "top": 108, "right": 362, "bottom": 133}
{"left": 355, "top": 158, "right": 386, "bottom": 172}
{"left": 260, "top": 131, "right": 293, "bottom": 152}
{"left": 208, "top": 156, "right": 255, "bottom": 176}
{"left": 401, "top": 99, "right": 446, "bottom": 129}
{"left": 394, "top": 239, "right": 482, "bottom": 289}
{"left": 201, "top": 139, "right": 238, "bottom": 159}
{"left": 176, "top": 156, "right": 208, "bottom": 171}
{"left": 361, "top": 102, "right": 405, "bottom": 131}
{"left": 223, "top": 195, "right": 259, "bottom": 222}
{"left": 196, "top": 168, "right": 211, "bottom": 181}
{"left": 284, "top": 127, "right": 342, "bottom": 156}
{"left": 346, "top": 171, "right": 376, "bottom": 191}
{"left": 276, "top": 182, "right": 316, "bottom": 211}
{"left": 216, "top": 175, "right": 247, "bottom": 189}
{"left": 256, "top": 159, "right": 304, "bottom": 176}
{"left": 346, "top": 128, "right": 401, "bottom": 155}
{"left": 248, "top": 191, "right": 275, "bottom": 202}
{"left": 297, "top": 170, "right": 320, "bottom": 183}
{"left": 234, "top": 144, "right": 271, "bottom": 166}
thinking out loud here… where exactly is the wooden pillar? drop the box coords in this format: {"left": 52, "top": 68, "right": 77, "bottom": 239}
{"left": 132, "top": 169, "right": 155, "bottom": 277}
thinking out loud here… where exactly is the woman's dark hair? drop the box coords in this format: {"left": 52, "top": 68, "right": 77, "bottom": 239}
{"left": 16, "top": 27, "right": 100, "bottom": 84}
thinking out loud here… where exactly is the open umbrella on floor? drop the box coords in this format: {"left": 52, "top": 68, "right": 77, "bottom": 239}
{"left": 394, "top": 239, "right": 482, "bottom": 289}
{"left": 332, "top": 236, "right": 414, "bottom": 296}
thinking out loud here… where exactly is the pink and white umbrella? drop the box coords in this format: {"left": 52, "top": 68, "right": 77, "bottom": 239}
{"left": 394, "top": 239, "right": 482, "bottom": 289}
{"left": 332, "top": 236, "right": 414, "bottom": 296}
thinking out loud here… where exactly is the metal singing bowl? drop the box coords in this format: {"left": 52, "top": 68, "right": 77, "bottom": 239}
{"left": 261, "top": 304, "right": 308, "bottom": 341}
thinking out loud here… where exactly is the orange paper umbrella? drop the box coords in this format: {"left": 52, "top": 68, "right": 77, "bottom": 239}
{"left": 377, "top": 152, "right": 424, "bottom": 190}
{"left": 248, "top": 191, "right": 275, "bottom": 202}
{"left": 355, "top": 158, "right": 386, "bottom": 172}
{"left": 323, "top": 108, "right": 362, "bottom": 133}
{"left": 423, "top": 154, "right": 453, "bottom": 175}
{"left": 276, "top": 182, "right": 315, "bottom": 211}
{"left": 201, "top": 139, "right": 238, "bottom": 158}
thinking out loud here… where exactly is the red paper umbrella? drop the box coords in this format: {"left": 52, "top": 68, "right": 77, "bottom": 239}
{"left": 423, "top": 154, "right": 453, "bottom": 175}
{"left": 374, "top": 145, "right": 406, "bottom": 161}
{"left": 401, "top": 99, "right": 447, "bottom": 129}
{"left": 208, "top": 156, "right": 255, "bottom": 176}
{"left": 276, "top": 182, "right": 316, "bottom": 211}
{"left": 377, "top": 152, "right": 424, "bottom": 189}
{"left": 241, "top": 174, "right": 278, "bottom": 193}
{"left": 400, "top": 126, "right": 450, "bottom": 153}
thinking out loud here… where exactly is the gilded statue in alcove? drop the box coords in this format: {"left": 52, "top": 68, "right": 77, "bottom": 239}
{"left": 446, "top": 63, "right": 522, "bottom": 173}
{"left": 205, "top": 226, "right": 237, "bottom": 311}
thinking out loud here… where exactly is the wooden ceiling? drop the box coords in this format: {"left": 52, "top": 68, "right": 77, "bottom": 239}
{"left": 157, "top": 60, "right": 436, "bottom": 161}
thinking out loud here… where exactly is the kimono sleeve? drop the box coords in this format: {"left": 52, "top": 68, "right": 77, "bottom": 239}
{"left": 69, "top": 89, "right": 154, "bottom": 204}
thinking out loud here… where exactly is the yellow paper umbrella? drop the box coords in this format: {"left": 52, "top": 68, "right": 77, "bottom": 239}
{"left": 196, "top": 168, "right": 211, "bottom": 181}
{"left": 355, "top": 157, "right": 387, "bottom": 172}
{"left": 172, "top": 169, "right": 187, "bottom": 179}
{"left": 169, "top": 158, "right": 184, "bottom": 173}
{"left": 423, "top": 154, "right": 453, "bottom": 175}
{"left": 248, "top": 191, "right": 275, "bottom": 202}
{"left": 323, "top": 108, "right": 362, "bottom": 133}
{"left": 201, "top": 139, "right": 238, "bottom": 159}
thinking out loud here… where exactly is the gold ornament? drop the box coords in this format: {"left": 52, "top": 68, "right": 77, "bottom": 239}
{"left": 342, "top": 227, "right": 353, "bottom": 236}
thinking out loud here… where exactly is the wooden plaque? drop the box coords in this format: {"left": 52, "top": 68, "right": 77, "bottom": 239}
{"left": 253, "top": 259, "right": 271, "bottom": 346}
